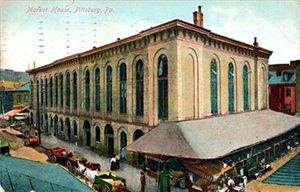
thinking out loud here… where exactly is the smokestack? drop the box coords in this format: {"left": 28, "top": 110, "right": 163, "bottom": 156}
{"left": 253, "top": 37, "right": 259, "bottom": 47}
{"left": 193, "top": 6, "right": 203, "bottom": 27}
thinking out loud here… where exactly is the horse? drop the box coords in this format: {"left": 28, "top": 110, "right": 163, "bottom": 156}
{"left": 84, "top": 161, "right": 101, "bottom": 172}
{"left": 77, "top": 161, "right": 100, "bottom": 182}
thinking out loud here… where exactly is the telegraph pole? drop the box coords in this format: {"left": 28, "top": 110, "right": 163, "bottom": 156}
{"left": 36, "top": 80, "right": 41, "bottom": 144}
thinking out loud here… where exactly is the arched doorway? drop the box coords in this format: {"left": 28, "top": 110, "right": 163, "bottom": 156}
{"left": 60, "top": 118, "right": 64, "bottom": 139}
{"left": 120, "top": 131, "right": 127, "bottom": 161}
{"left": 83, "top": 121, "right": 91, "bottom": 146}
{"left": 45, "top": 114, "right": 48, "bottom": 133}
{"left": 54, "top": 115, "right": 58, "bottom": 136}
{"left": 65, "top": 118, "right": 71, "bottom": 141}
{"left": 133, "top": 129, "right": 144, "bottom": 165}
{"left": 30, "top": 112, "right": 34, "bottom": 125}
{"left": 105, "top": 124, "right": 114, "bottom": 156}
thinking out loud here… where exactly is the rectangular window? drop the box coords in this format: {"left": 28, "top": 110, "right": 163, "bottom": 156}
{"left": 286, "top": 88, "right": 291, "bottom": 97}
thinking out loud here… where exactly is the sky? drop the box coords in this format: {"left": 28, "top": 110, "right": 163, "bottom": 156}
{"left": 0, "top": 0, "right": 299, "bottom": 72}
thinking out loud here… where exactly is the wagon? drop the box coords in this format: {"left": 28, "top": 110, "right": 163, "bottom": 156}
{"left": 47, "top": 146, "right": 87, "bottom": 173}
{"left": 24, "top": 135, "right": 39, "bottom": 146}
{"left": 47, "top": 146, "right": 74, "bottom": 164}
{"left": 92, "top": 172, "right": 127, "bottom": 192}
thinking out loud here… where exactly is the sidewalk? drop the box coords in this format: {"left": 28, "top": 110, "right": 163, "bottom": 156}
{"left": 40, "top": 133, "right": 187, "bottom": 192}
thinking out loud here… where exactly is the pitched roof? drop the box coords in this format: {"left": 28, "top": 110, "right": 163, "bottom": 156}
{"left": 10, "top": 81, "right": 31, "bottom": 92}
{"left": 0, "top": 155, "right": 94, "bottom": 192}
{"left": 125, "top": 110, "right": 300, "bottom": 159}
{"left": 268, "top": 70, "right": 296, "bottom": 85}
{"left": 0, "top": 69, "right": 29, "bottom": 82}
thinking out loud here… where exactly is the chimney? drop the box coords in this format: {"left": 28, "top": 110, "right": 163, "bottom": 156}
{"left": 253, "top": 37, "right": 259, "bottom": 47}
{"left": 193, "top": 6, "right": 203, "bottom": 27}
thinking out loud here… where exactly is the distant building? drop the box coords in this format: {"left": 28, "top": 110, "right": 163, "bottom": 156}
{"left": 269, "top": 62, "right": 297, "bottom": 115}
{"left": 9, "top": 81, "right": 31, "bottom": 109}
{"left": 3, "top": 82, "right": 31, "bottom": 123}
{"left": 0, "top": 69, "right": 30, "bottom": 113}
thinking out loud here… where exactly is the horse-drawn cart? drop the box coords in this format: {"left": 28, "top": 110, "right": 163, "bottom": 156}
{"left": 47, "top": 146, "right": 80, "bottom": 173}
{"left": 47, "top": 146, "right": 101, "bottom": 175}
{"left": 92, "top": 172, "right": 127, "bottom": 192}
{"left": 23, "top": 135, "right": 39, "bottom": 146}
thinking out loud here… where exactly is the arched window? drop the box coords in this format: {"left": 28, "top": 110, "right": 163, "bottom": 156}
{"left": 66, "top": 72, "right": 70, "bottom": 108}
{"left": 243, "top": 65, "right": 249, "bottom": 110}
{"left": 24, "top": 94, "right": 29, "bottom": 103}
{"left": 95, "top": 126, "right": 100, "bottom": 142}
{"left": 73, "top": 72, "right": 77, "bottom": 110}
{"left": 45, "top": 78, "right": 48, "bottom": 107}
{"left": 85, "top": 70, "right": 90, "bottom": 111}
{"left": 60, "top": 74, "right": 63, "bottom": 108}
{"left": 41, "top": 79, "right": 44, "bottom": 106}
{"left": 73, "top": 121, "right": 77, "bottom": 137}
{"left": 16, "top": 94, "right": 21, "bottom": 103}
{"left": 106, "top": 66, "right": 113, "bottom": 112}
{"left": 50, "top": 77, "right": 53, "bottom": 107}
{"left": 120, "top": 131, "right": 127, "bottom": 161}
{"left": 158, "top": 54, "right": 168, "bottom": 119}
{"left": 95, "top": 68, "right": 100, "bottom": 111}
{"left": 228, "top": 62, "right": 234, "bottom": 112}
{"left": 55, "top": 76, "right": 58, "bottom": 106}
{"left": 119, "top": 63, "right": 127, "bottom": 114}
{"left": 210, "top": 59, "right": 218, "bottom": 114}
{"left": 136, "top": 60, "right": 144, "bottom": 116}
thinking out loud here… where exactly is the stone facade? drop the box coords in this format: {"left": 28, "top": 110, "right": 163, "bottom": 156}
{"left": 27, "top": 8, "right": 272, "bottom": 163}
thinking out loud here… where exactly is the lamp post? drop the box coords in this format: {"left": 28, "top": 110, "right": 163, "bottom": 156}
{"left": 36, "top": 81, "right": 41, "bottom": 144}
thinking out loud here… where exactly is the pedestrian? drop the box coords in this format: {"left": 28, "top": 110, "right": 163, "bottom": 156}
{"left": 227, "top": 177, "right": 235, "bottom": 192}
{"left": 110, "top": 154, "right": 116, "bottom": 171}
{"left": 115, "top": 154, "right": 120, "bottom": 170}
{"left": 140, "top": 171, "right": 146, "bottom": 192}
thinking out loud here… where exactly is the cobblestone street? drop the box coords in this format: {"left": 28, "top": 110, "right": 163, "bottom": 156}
{"left": 40, "top": 132, "right": 188, "bottom": 192}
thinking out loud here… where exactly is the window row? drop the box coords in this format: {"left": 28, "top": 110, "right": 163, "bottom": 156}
{"left": 210, "top": 59, "right": 254, "bottom": 114}
{"left": 34, "top": 54, "right": 169, "bottom": 119}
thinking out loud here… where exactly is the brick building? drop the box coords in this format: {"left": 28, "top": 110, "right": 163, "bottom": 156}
{"left": 27, "top": 6, "right": 272, "bottom": 163}
{"left": 269, "top": 62, "right": 297, "bottom": 115}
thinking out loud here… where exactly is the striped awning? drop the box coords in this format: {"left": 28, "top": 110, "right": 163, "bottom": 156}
{"left": 4, "top": 105, "right": 30, "bottom": 117}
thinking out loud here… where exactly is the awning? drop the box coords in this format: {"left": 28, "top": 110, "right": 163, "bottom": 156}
{"left": 14, "top": 115, "right": 26, "bottom": 120}
{"left": 125, "top": 110, "right": 300, "bottom": 159}
{"left": 181, "top": 161, "right": 223, "bottom": 183}
{"left": 4, "top": 105, "right": 30, "bottom": 117}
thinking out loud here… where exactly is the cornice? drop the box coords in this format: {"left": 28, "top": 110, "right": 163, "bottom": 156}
{"left": 27, "top": 19, "right": 272, "bottom": 74}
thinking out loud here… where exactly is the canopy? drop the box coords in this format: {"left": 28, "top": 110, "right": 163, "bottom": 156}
{"left": 0, "top": 155, "right": 94, "bottom": 192}
{"left": 125, "top": 110, "right": 300, "bottom": 159}
{"left": 4, "top": 104, "right": 30, "bottom": 117}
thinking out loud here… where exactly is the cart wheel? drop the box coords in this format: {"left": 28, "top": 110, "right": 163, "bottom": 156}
{"left": 66, "top": 160, "right": 71, "bottom": 167}
{"left": 47, "top": 150, "right": 52, "bottom": 157}
{"left": 50, "top": 155, "right": 57, "bottom": 163}
{"left": 92, "top": 184, "right": 98, "bottom": 191}
{"left": 72, "top": 166, "right": 78, "bottom": 175}
{"left": 100, "top": 185, "right": 110, "bottom": 192}
{"left": 66, "top": 161, "right": 76, "bottom": 174}
{"left": 24, "top": 138, "right": 30, "bottom": 146}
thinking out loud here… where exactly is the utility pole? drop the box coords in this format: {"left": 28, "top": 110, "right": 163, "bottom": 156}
{"left": 36, "top": 80, "right": 41, "bottom": 144}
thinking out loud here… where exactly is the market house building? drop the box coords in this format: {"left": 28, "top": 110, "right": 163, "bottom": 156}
{"left": 27, "top": 6, "right": 276, "bottom": 167}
